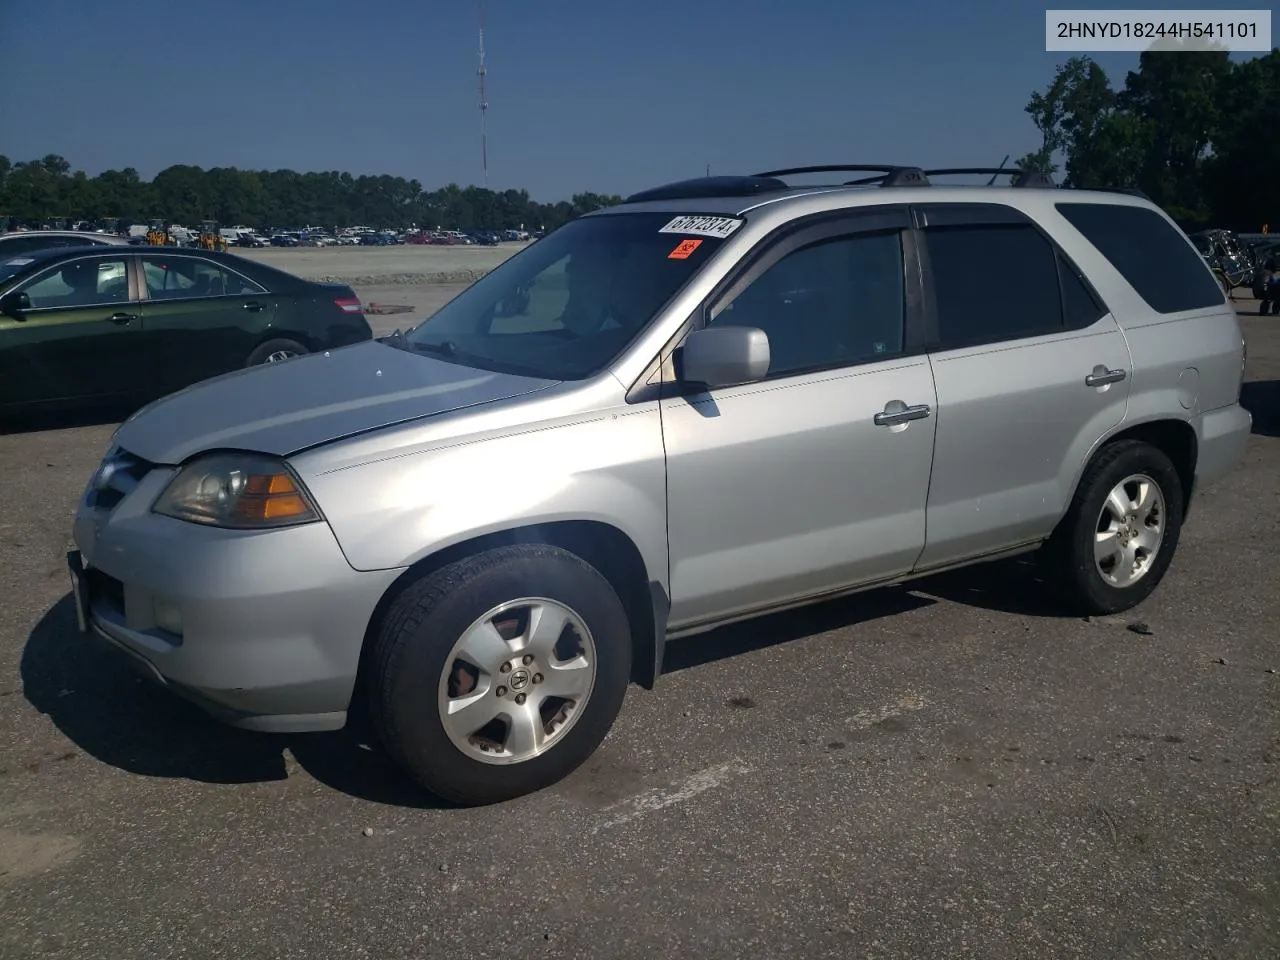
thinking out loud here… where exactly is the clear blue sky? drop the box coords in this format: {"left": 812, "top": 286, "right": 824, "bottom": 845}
{"left": 0, "top": 0, "right": 1266, "bottom": 202}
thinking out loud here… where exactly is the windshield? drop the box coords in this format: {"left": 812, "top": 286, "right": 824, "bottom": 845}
{"left": 404, "top": 211, "right": 735, "bottom": 379}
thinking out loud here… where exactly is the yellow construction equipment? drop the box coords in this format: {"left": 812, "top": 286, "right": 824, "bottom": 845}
{"left": 146, "top": 219, "right": 170, "bottom": 246}
{"left": 198, "top": 220, "right": 228, "bottom": 252}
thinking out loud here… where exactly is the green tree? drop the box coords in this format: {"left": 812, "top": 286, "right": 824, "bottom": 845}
{"left": 1202, "top": 49, "right": 1280, "bottom": 230}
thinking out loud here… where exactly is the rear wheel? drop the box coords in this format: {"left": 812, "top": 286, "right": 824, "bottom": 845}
{"left": 1041, "top": 440, "right": 1184, "bottom": 616}
{"left": 246, "top": 337, "right": 308, "bottom": 366}
{"left": 370, "top": 544, "right": 632, "bottom": 806}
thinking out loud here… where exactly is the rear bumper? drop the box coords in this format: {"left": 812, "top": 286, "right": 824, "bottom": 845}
{"left": 1193, "top": 402, "right": 1252, "bottom": 491}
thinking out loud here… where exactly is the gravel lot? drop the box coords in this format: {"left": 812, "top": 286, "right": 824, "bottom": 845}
{"left": 0, "top": 287, "right": 1277, "bottom": 959}
{"left": 237, "top": 242, "right": 526, "bottom": 288}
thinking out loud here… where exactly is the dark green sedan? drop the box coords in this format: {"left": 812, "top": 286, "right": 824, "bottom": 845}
{"left": 0, "top": 245, "right": 373, "bottom": 414}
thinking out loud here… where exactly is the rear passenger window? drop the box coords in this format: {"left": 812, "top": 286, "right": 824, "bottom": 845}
{"left": 924, "top": 223, "right": 1063, "bottom": 349}
{"left": 142, "top": 256, "right": 264, "bottom": 299}
{"left": 1055, "top": 202, "right": 1223, "bottom": 314}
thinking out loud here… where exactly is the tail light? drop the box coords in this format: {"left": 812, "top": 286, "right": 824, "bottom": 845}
{"left": 334, "top": 296, "right": 363, "bottom": 315}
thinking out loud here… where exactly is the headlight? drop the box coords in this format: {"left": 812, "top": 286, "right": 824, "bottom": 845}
{"left": 152, "top": 452, "right": 321, "bottom": 529}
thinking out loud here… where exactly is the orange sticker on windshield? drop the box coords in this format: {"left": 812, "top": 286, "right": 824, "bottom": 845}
{"left": 667, "top": 238, "right": 703, "bottom": 259}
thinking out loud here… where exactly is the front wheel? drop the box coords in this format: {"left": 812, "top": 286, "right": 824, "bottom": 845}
{"left": 369, "top": 544, "right": 633, "bottom": 805}
{"left": 1040, "top": 440, "right": 1185, "bottom": 616}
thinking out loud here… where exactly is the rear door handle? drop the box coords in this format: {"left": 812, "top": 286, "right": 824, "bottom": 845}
{"left": 242, "top": 301, "right": 262, "bottom": 312}
{"left": 874, "top": 402, "right": 932, "bottom": 427}
{"left": 105, "top": 312, "right": 137, "bottom": 325}
{"left": 1085, "top": 366, "right": 1127, "bottom": 387}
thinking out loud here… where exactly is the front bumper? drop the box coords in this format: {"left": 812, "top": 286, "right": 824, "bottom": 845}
{"left": 70, "top": 464, "right": 402, "bottom": 733}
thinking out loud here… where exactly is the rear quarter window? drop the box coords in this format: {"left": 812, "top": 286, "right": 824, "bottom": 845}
{"left": 1055, "top": 202, "right": 1223, "bottom": 314}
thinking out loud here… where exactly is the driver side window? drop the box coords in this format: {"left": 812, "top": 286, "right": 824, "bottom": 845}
{"left": 709, "top": 229, "right": 906, "bottom": 378}
{"left": 19, "top": 257, "right": 131, "bottom": 309}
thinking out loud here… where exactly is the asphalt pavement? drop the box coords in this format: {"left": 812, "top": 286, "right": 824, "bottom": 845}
{"left": 0, "top": 303, "right": 1277, "bottom": 960}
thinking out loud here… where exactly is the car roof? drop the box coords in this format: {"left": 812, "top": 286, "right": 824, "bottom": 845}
{"left": 585, "top": 167, "right": 1163, "bottom": 225}
{"left": 1, "top": 244, "right": 107, "bottom": 267}
{"left": 0, "top": 244, "right": 287, "bottom": 280}
{"left": 0, "top": 230, "right": 130, "bottom": 242}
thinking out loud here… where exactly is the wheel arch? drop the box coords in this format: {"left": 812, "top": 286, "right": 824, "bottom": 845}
{"left": 348, "top": 520, "right": 668, "bottom": 733}
{"left": 1067, "top": 417, "right": 1199, "bottom": 523}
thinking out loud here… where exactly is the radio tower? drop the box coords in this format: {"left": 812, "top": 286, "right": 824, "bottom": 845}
{"left": 477, "top": 1, "right": 489, "bottom": 187}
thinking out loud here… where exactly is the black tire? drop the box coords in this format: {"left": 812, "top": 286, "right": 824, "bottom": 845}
{"left": 246, "top": 337, "right": 308, "bottom": 366}
{"left": 1040, "top": 439, "right": 1185, "bottom": 616}
{"left": 369, "top": 544, "right": 632, "bottom": 806}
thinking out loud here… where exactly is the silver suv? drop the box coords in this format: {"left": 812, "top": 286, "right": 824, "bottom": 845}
{"left": 68, "top": 165, "right": 1252, "bottom": 805}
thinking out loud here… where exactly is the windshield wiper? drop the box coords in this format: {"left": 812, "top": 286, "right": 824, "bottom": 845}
{"left": 412, "top": 339, "right": 460, "bottom": 358}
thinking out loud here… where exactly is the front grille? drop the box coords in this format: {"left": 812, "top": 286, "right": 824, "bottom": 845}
{"left": 87, "top": 447, "right": 154, "bottom": 511}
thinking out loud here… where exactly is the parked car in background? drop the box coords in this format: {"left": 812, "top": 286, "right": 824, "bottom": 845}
{"left": 0, "top": 245, "right": 371, "bottom": 414}
{"left": 64, "top": 166, "right": 1250, "bottom": 806}
{"left": 0, "top": 230, "right": 132, "bottom": 256}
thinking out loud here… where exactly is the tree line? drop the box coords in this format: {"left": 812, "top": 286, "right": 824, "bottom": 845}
{"left": 2, "top": 46, "right": 1276, "bottom": 235}
{"left": 0, "top": 155, "right": 622, "bottom": 233}
{"left": 1014, "top": 47, "right": 1278, "bottom": 231}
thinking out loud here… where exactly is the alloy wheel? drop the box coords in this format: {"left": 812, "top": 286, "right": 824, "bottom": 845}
{"left": 1094, "top": 473, "right": 1165, "bottom": 588}
{"left": 437, "top": 598, "right": 597, "bottom": 765}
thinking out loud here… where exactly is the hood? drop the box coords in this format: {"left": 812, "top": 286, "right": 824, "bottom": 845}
{"left": 113, "top": 340, "right": 557, "bottom": 464}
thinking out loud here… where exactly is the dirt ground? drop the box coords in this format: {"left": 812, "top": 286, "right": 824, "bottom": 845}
{"left": 237, "top": 243, "right": 527, "bottom": 287}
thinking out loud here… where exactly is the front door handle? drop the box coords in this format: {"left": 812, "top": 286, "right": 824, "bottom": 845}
{"left": 1085, "top": 366, "right": 1127, "bottom": 387}
{"left": 874, "top": 401, "right": 932, "bottom": 427}
{"left": 105, "top": 312, "right": 137, "bottom": 325}
{"left": 242, "top": 301, "right": 263, "bottom": 312}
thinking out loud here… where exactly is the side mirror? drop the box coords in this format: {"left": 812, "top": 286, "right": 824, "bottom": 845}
{"left": 679, "top": 326, "right": 770, "bottom": 388}
{"left": 0, "top": 291, "right": 30, "bottom": 318}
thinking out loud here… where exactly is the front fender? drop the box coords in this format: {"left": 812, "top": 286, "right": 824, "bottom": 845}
{"left": 296, "top": 406, "right": 670, "bottom": 592}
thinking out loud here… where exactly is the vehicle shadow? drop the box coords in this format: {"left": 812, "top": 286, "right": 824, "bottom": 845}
{"left": 20, "top": 595, "right": 451, "bottom": 810}
{"left": 1240, "top": 380, "right": 1279, "bottom": 438}
{"left": 663, "top": 585, "right": 936, "bottom": 673}
{"left": 909, "top": 554, "right": 1069, "bottom": 618}
{"left": 23, "top": 559, "right": 1065, "bottom": 806}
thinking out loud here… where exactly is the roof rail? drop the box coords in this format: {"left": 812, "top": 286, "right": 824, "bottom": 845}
{"left": 757, "top": 165, "right": 930, "bottom": 188}
{"left": 624, "top": 175, "right": 787, "bottom": 204}
{"left": 921, "top": 168, "right": 1057, "bottom": 188}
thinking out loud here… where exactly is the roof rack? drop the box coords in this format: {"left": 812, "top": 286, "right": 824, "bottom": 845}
{"left": 624, "top": 175, "right": 788, "bottom": 204}
{"left": 924, "top": 167, "right": 1057, "bottom": 188}
{"left": 843, "top": 167, "right": 1057, "bottom": 188}
{"left": 756, "top": 164, "right": 929, "bottom": 188}
{"left": 620, "top": 165, "right": 1148, "bottom": 206}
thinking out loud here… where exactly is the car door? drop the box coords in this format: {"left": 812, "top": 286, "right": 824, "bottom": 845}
{"left": 911, "top": 202, "right": 1133, "bottom": 571}
{"left": 136, "top": 253, "right": 275, "bottom": 393}
{"left": 0, "top": 252, "right": 140, "bottom": 407}
{"left": 660, "top": 208, "right": 938, "bottom": 630}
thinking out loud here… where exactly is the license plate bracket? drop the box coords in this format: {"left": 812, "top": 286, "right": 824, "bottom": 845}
{"left": 67, "top": 550, "right": 89, "bottom": 633}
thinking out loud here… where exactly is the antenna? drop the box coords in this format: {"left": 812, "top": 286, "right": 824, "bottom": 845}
{"left": 477, "top": 1, "right": 489, "bottom": 188}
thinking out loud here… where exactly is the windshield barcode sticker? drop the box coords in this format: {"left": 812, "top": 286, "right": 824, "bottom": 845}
{"left": 658, "top": 216, "right": 744, "bottom": 239}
